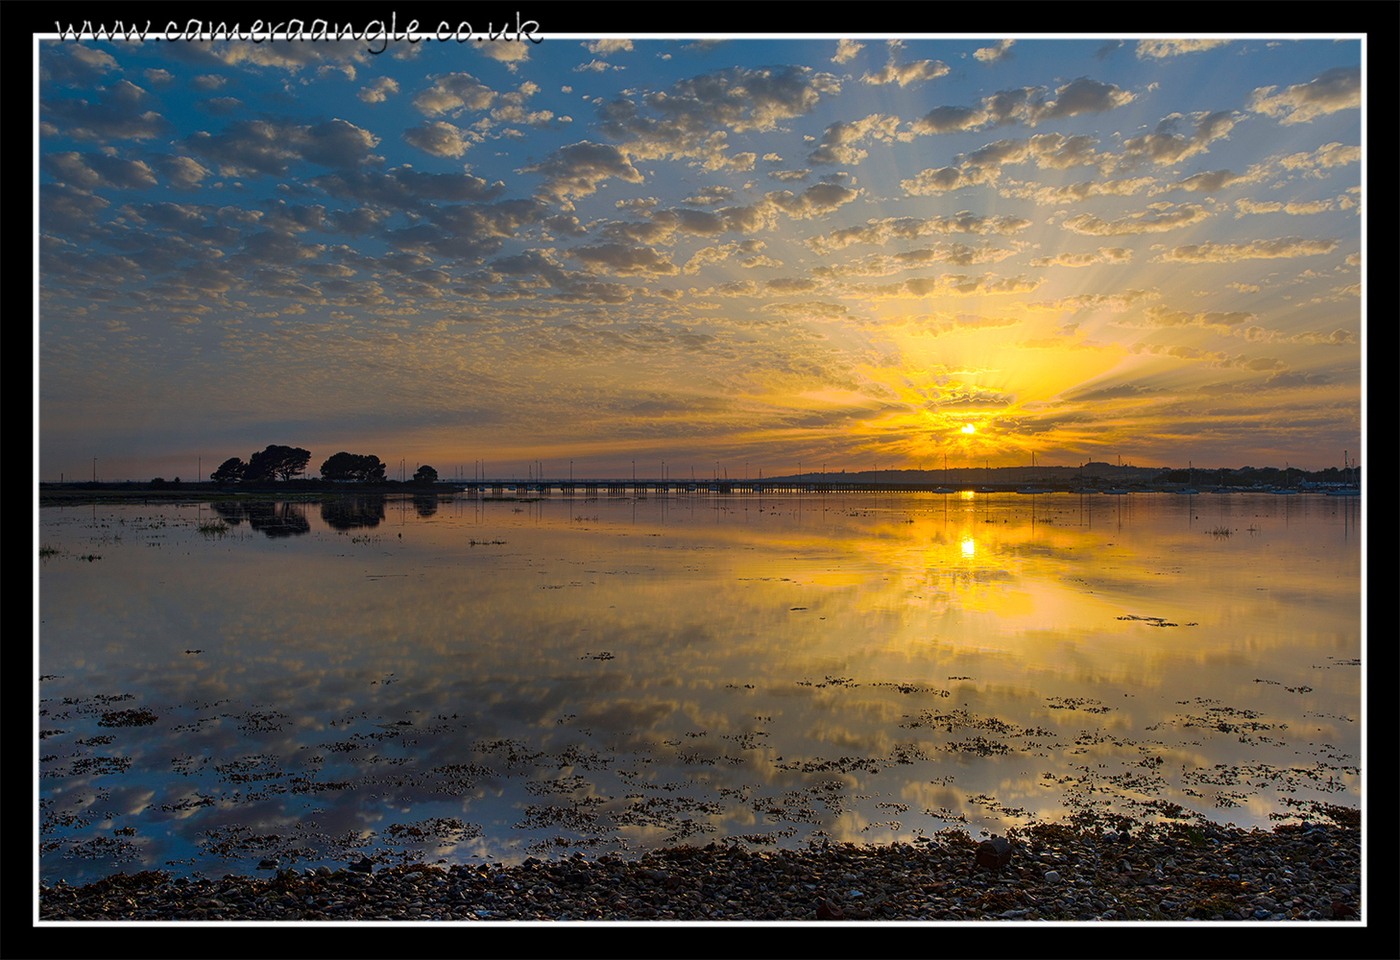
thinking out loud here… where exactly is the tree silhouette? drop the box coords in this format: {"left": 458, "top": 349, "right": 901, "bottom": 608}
{"left": 210, "top": 457, "right": 247, "bottom": 484}
{"left": 413, "top": 464, "right": 439, "bottom": 485}
{"left": 244, "top": 445, "right": 311, "bottom": 482}
{"left": 321, "top": 452, "right": 387, "bottom": 483}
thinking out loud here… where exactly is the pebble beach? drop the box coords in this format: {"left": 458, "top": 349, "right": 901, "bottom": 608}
{"left": 39, "top": 813, "right": 1361, "bottom": 924}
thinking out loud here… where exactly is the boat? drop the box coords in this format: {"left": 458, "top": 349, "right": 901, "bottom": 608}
{"left": 1326, "top": 450, "right": 1360, "bottom": 496}
{"left": 1273, "top": 462, "right": 1295, "bottom": 494}
{"left": 1104, "top": 455, "right": 1130, "bottom": 495}
{"left": 1176, "top": 461, "right": 1198, "bottom": 495}
{"left": 978, "top": 459, "right": 997, "bottom": 493}
{"left": 1017, "top": 451, "right": 1053, "bottom": 494}
{"left": 931, "top": 454, "right": 954, "bottom": 494}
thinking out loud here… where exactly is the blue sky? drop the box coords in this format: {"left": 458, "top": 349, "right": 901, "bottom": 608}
{"left": 36, "top": 28, "right": 1365, "bottom": 481}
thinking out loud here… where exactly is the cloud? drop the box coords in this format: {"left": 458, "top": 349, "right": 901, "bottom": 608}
{"left": 808, "top": 212, "right": 1031, "bottom": 252}
{"left": 762, "top": 178, "right": 860, "bottom": 219}
{"left": 40, "top": 41, "right": 120, "bottom": 85}
{"left": 864, "top": 273, "right": 1041, "bottom": 300}
{"left": 1281, "top": 199, "right": 1333, "bottom": 215}
{"left": 41, "top": 79, "right": 168, "bottom": 141}
{"left": 402, "top": 120, "right": 475, "bottom": 158}
{"left": 489, "top": 91, "right": 556, "bottom": 129}
{"left": 682, "top": 243, "right": 739, "bottom": 275}
{"left": 309, "top": 167, "right": 506, "bottom": 210}
{"left": 1006, "top": 176, "right": 1154, "bottom": 205}
{"left": 478, "top": 40, "right": 532, "bottom": 71}
{"left": 813, "top": 243, "right": 1016, "bottom": 278}
{"left": 1278, "top": 142, "right": 1360, "bottom": 175}
{"left": 1160, "top": 236, "right": 1340, "bottom": 262}
{"left": 1233, "top": 197, "right": 1336, "bottom": 218}
{"left": 565, "top": 242, "right": 679, "bottom": 277}
{"left": 40, "top": 181, "right": 111, "bottom": 236}
{"left": 1232, "top": 200, "right": 1282, "bottom": 217}
{"left": 1121, "top": 111, "right": 1242, "bottom": 166}
{"left": 832, "top": 39, "right": 864, "bottom": 64}
{"left": 587, "top": 66, "right": 838, "bottom": 175}
{"left": 1061, "top": 203, "right": 1211, "bottom": 236}
{"left": 584, "top": 39, "right": 634, "bottom": 56}
{"left": 596, "top": 204, "right": 750, "bottom": 246}
{"left": 36, "top": 37, "right": 1364, "bottom": 479}
{"left": 520, "top": 140, "right": 645, "bottom": 208}
{"left": 909, "top": 104, "right": 986, "bottom": 135}
{"left": 238, "top": 230, "right": 327, "bottom": 267}
{"left": 1249, "top": 67, "right": 1360, "bottom": 124}
{"left": 807, "top": 114, "right": 902, "bottom": 165}
{"left": 380, "top": 198, "right": 547, "bottom": 262}
{"left": 1027, "top": 247, "right": 1132, "bottom": 268}
{"left": 575, "top": 59, "right": 623, "bottom": 74}
{"left": 357, "top": 77, "right": 400, "bottom": 104}
{"left": 604, "top": 64, "right": 841, "bottom": 139}
{"left": 933, "top": 388, "right": 1017, "bottom": 408}
{"left": 909, "top": 76, "right": 1133, "bottom": 135}
{"left": 1140, "top": 305, "right": 1255, "bottom": 328}
{"left": 42, "top": 151, "right": 158, "bottom": 191}
{"left": 197, "top": 37, "right": 373, "bottom": 74}
{"left": 1135, "top": 39, "right": 1232, "bottom": 59}
{"left": 764, "top": 299, "right": 847, "bottom": 319}
{"left": 1165, "top": 169, "right": 1251, "bottom": 193}
{"left": 185, "top": 118, "right": 379, "bottom": 177}
{"left": 973, "top": 40, "right": 1015, "bottom": 64}
{"left": 413, "top": 72, "right": 499, "bottom": 115}
{"left": 681, "top": 185, "right": 736, "bottom": 205}
{"left": 197, "top": 96, "right": 243, "bottom": 117}
{"left": 741, "top": 255, "right": 782, "bottom": 269}
{"left": 1021, "top": 289, "right": 1156, "bottom": 314}
{"left": 902, "top": 132, "right": 1114, "bottom": 194}
{"left": 763, "top": 277, "right": 822, "bottom": 295}
{"left": 1094, "top": 40, "right": 1123, "bottom": 61}
{"left": 150, "top": 155, "right": 213, "bottom": 191}
{"left": 862, "top": 55, "right": 950, "bottom": 87}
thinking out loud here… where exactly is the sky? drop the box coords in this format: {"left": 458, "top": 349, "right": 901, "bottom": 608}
{"left": 35, "top": 27, "right": 1366, "bottom": 482}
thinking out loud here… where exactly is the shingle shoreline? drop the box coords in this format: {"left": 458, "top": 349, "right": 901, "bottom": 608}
{"left": 39, "top": 816, "right": 1361, "bottom": 923}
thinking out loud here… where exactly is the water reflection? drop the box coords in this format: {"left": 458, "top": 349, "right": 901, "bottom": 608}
{"left": 320, "top": 495, "right": 388, "bottom": 531}
{"left": 209, "top": 500, "right": 311, "bottom": 537}
{"left": 38, "top": 492, "right": 1361, "bottom": 882}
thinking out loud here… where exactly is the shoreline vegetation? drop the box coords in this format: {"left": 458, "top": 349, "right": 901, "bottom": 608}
{"left": 36, "top": 473, "right": 1362, "bottom": 508}
{"left": 39, "top": 809, "right": 1360, "bottom": 923}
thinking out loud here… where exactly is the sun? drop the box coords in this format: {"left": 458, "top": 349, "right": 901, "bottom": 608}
{"left": 961, "top": 423, "right": 976, "bottom": 434}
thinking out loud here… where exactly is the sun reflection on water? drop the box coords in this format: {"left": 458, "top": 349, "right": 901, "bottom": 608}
{"left": 37, "top": 492, "right": 1360, "bottom": 881}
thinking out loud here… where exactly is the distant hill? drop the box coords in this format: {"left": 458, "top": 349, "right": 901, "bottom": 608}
{"left": 768, "top": 462, "right": 1357, "bottom": 485}
{"left": 775, "top": 462, "right": 1161, "bottom": 483}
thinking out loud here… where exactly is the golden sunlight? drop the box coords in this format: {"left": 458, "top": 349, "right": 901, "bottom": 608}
{"left": 961, "top": 424, "right": 976, "bottom": 434}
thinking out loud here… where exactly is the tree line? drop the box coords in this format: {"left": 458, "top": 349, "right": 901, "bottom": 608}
{"left": 210, "top": 445, "right": 438, "bottom": 485}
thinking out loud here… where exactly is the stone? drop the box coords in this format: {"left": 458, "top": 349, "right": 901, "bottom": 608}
{"left": 38, "top": 817, "right": 1360, "bottom": 924}
{"left": 976, "top": 836, "right": 1014, "bottom": 869}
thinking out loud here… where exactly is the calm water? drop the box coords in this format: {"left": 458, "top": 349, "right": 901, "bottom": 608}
{"left": 37, "top": 490, "right": 1363, "bottom": 882}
